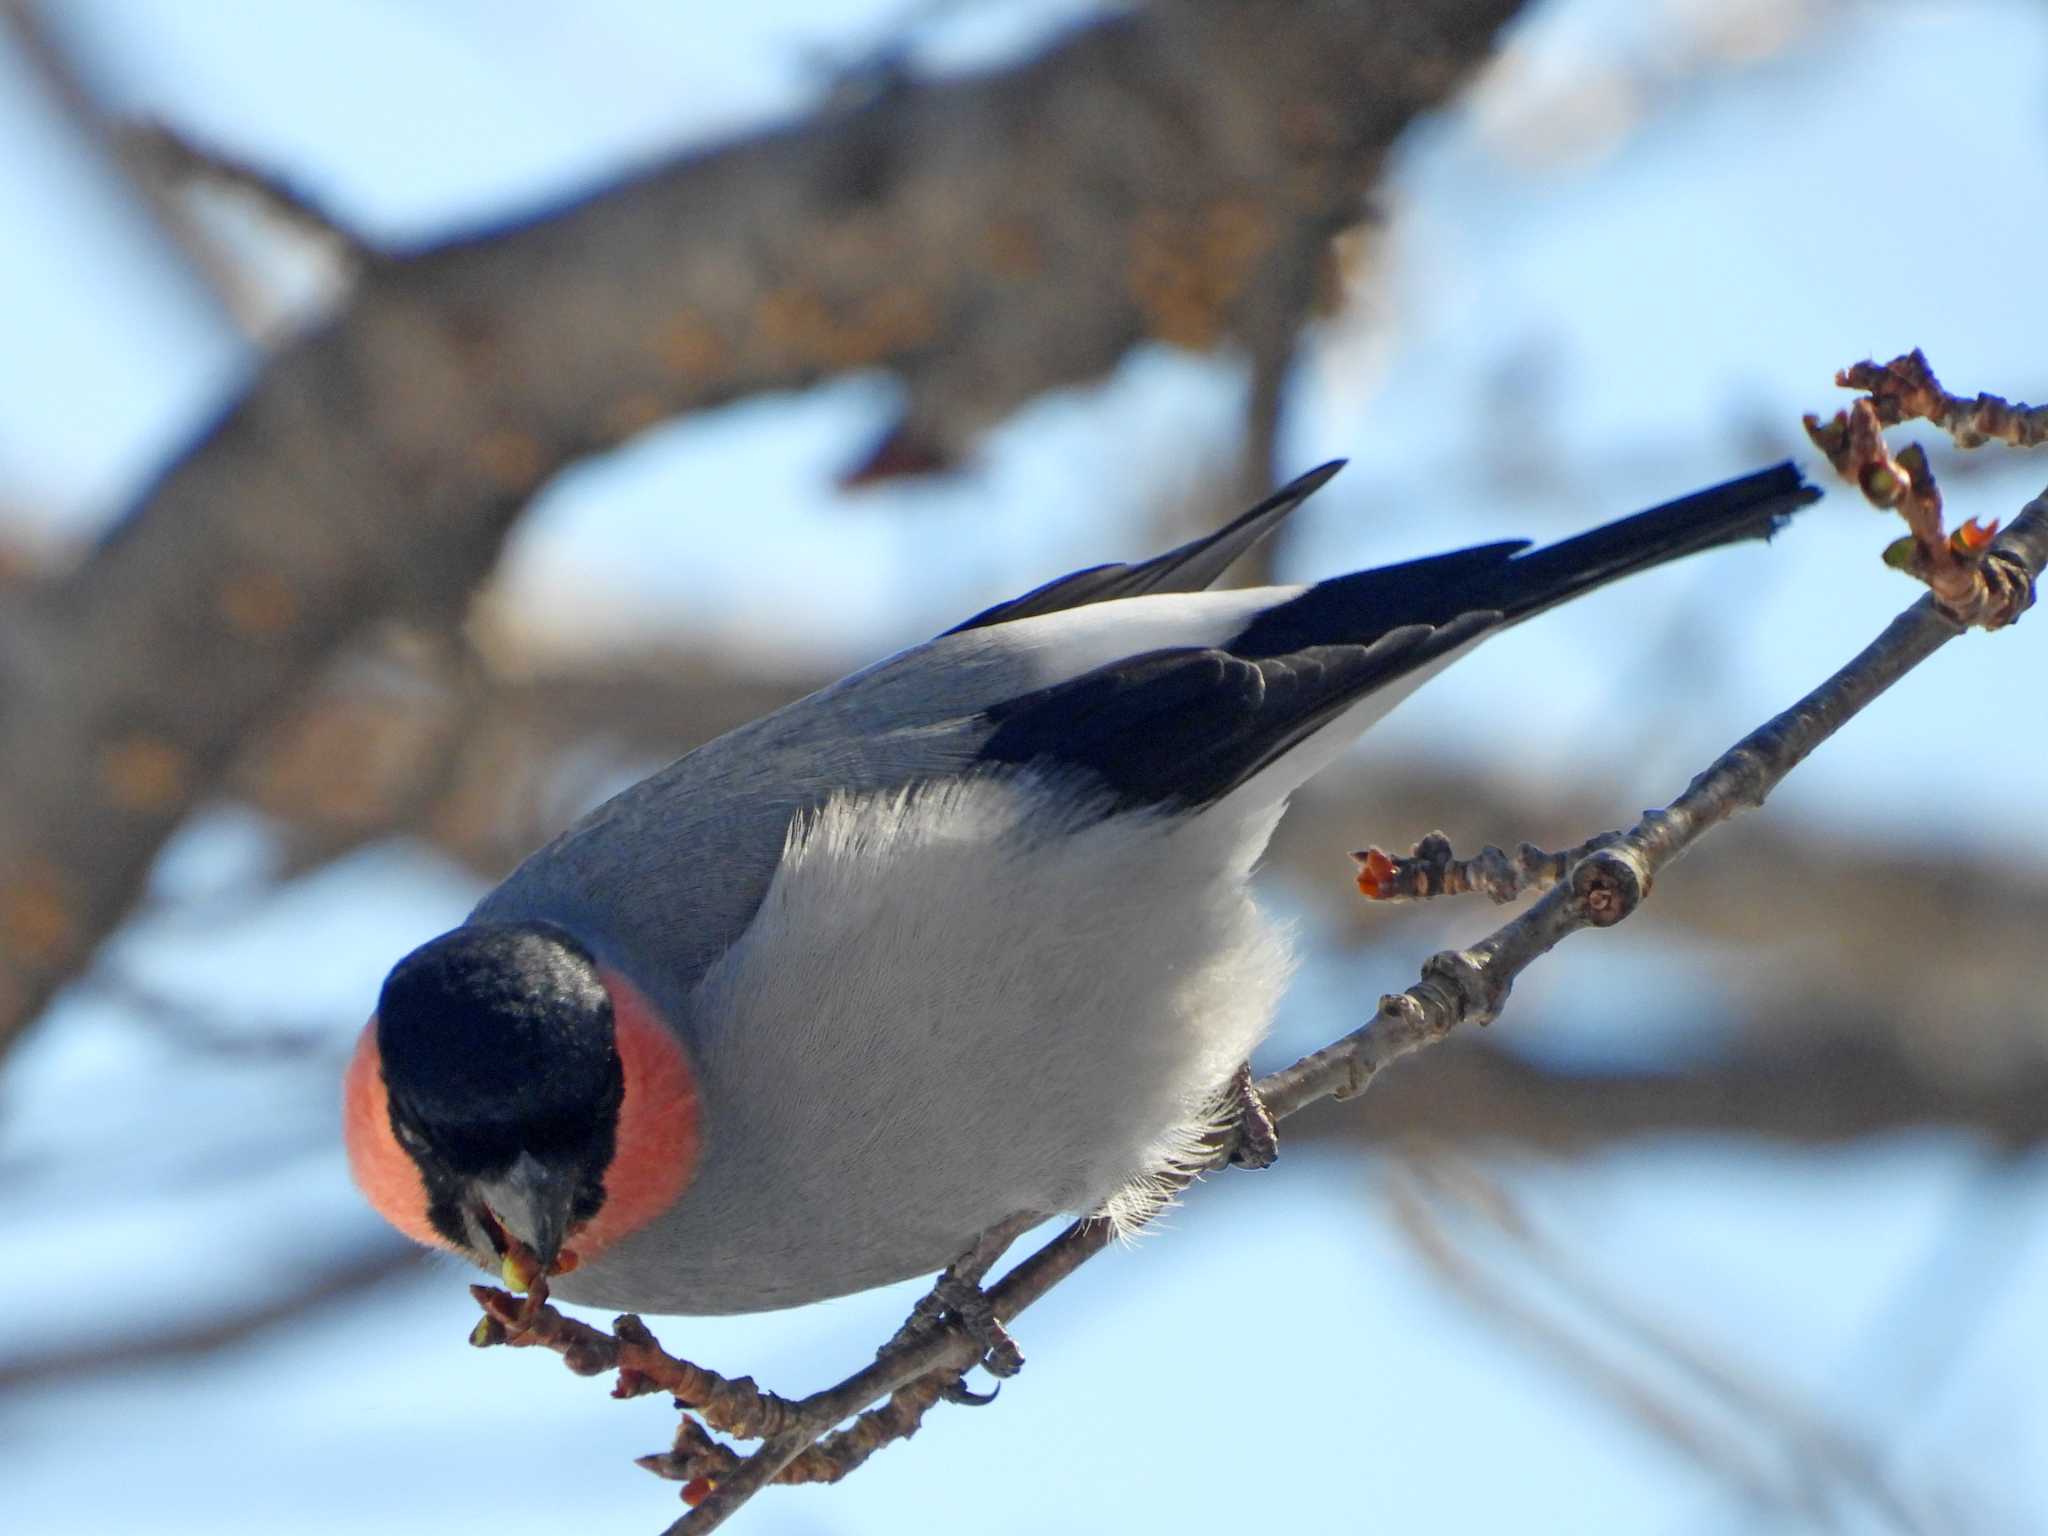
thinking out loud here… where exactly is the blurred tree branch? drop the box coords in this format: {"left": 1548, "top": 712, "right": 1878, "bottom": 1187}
{"left": 124, "top": 116, "right": 371, "bottom": 267}
{"left": 0, "top": 1238, "right": 417, "bottom": 1395}
{"left": 1387, "top": 1153, "right": 1933, "bottom": 1531}
{"left": 0, "top": 0, "right": 1529, "bottom": 1056}
{"left": 0, "top": 0, "right": 265, "bottom": 335}
{"left": 1285, "top": 1029, "right": 2048, "bottom": 1151}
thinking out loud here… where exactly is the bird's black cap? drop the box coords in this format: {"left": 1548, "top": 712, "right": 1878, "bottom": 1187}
{"left": 375, "top": 921, "right": 623, "bottom": 1182}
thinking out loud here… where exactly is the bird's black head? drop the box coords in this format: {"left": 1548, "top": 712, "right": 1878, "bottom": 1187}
{"left": 372, "top": 920, "right": 624, "bottom": 1278}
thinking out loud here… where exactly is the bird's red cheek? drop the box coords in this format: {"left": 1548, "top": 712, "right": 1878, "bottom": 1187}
{"left": 342, "top": 1018, "right": 455, "bottom": 1253}
{"left": 572, "top": 970, "right": 701, "bottom": 1264}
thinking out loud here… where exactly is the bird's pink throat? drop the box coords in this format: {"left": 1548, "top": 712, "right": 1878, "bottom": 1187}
{"left": 578, "top": 968, "right": 701, "bottom": 1262}
{"left": 343, "top": 1019, "right": 447, "bottom": 1252}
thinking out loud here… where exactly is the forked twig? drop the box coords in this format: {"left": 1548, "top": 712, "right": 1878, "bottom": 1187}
{"left": 1805, "top": 349, "right": 2035, "bottom": 628}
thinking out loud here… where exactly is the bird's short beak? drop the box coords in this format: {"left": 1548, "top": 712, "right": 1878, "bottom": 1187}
{"left": 473, "top": 1151, "right": 579, "bottom": 1292}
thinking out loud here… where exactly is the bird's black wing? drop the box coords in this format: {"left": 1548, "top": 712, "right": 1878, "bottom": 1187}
{"left": 976, "top": 462, "right": 1820, "bottom": 815}
{"left": 978, "top": 620, "right": 1496, "bottom": 813}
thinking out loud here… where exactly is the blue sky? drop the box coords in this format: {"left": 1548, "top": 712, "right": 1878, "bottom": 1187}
{"left": 4, "top": 2, "right": 2046, "bottom": 1532}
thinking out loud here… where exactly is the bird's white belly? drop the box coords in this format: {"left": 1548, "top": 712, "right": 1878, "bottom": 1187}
{"left": 566, "top": 776, "right": 1293, "bottom": 1314}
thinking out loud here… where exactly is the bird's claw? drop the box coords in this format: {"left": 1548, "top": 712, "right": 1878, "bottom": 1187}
{"left": 941, "top": 1377, "right": 1002, "bottom": 1407}
{"left": 1227, "top": 1061, "right": 1278, "bottom": 1169}
{"left": 933, "top": 1273, "right": 1024, "bottom": 1379}
{"left": 881, "top": 1216, "right": 1036, "bottom": 1394}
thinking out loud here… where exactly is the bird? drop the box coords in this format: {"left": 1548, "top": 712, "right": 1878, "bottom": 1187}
{"left": 345, "top": 459, "right": 1819, "bottom": 1316}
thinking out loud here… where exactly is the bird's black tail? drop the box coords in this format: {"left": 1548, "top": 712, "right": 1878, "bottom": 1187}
{"left": 1481, "top": 460, "right": 1821, "bottom": 622}
{"left": 1231, "top": 462, "right": 1820, "bottom": 658}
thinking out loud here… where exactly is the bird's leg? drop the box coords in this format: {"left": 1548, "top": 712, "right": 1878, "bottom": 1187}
{"left": 1227, "top": 1060, "right": 1279, "bottom": 1169}
{"left": 882, "top": 1211, "right": 1039, "bottom": 1402}
{"left": 921, "top": 1213, "right": 1036, "bottom": 1336}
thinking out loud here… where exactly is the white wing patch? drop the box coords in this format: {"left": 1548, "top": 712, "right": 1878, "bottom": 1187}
{"left": 989, "top": 586, "right": 1307, "bottom": 688}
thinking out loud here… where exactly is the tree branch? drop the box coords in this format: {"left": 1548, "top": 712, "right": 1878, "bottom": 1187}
{"left": 1834, "top": 347, "right": 2048, "bottom": 452}
{"left": 0, "top": 0, "right": 1527, "bottom": 1058}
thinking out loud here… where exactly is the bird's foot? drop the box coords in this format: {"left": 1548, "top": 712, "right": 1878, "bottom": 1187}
{"left": 932, "top": 1270, "right": 1024, "bottom": 1383}
{"left": 882, "top": 1215, "right": 1036, "bottom": 1401}
{"left": 1228, "top": 1061, "right": 1279, "bottom": 1169}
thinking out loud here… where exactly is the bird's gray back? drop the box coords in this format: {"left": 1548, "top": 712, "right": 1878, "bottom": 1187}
{"left": 471, "top": 628, "right": 1031, "bottom": 1010}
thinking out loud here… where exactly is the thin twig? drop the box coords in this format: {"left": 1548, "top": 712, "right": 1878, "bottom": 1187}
{"left": 1805, "top": 352, "right": 2035, "bottom": 626}
{"left": 0, "top": 0, "right": 261, "bottom": 335}
{"left": 660, "top": 1218, "right": 1116, "bottom": 1530}
{"left": 1835, "top": 348, "right": 2048, "bottom": 452}
{"left": 470, "top": 1214, "right": 1117, "bottom": 1530}
{"left": 1353, "top": 828, "right": 1620, "bottom": 904}
{"left": 122, "top": 119, "right": 371, "bottom": 263}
